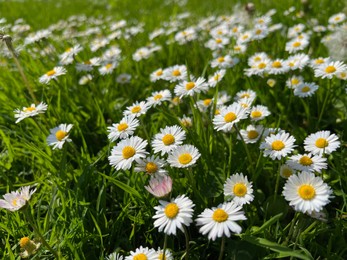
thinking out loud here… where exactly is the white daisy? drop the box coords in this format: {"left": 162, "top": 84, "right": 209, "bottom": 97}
{"left": 174, "top": 77, "right": 208, "bottom": 98}
{"left": 116, "top": 73, "right": 131, "bottom": 84}
{"left": 153, "top": 194, "right": 195, "bottom": 235}
{"left": 293, "top": 82, "right": 319, "bottom": 97}
{"left": 47, "top": 124, "right": 73, "bottom": 149}
{"left": 156, "top": 248, "right": 173, "bottom": 260}
{"left": 328, "top": 13, "right": 346, "bottom": 24}
{"left": 123, "top": 101, "right": 149, "bottom": 118}
{"left": 314, "top": 61, "right": 347, "bottom": 79}
{"left": 268, "top": 59, "right": 289, "bottom": 75}
{"left": 39, "top": 66, "right": 66, "bottom": 84}
{"left": 108, "top": 136, "right": 148, "bottom": 171}
{"left": 146, "top": 89, "right": 172, "bottom": 108}
{"left": 162, "top": 65, "right": 187, "bottom": 82}
{"left": 99, "top": 62, "right": 118, "bottom": 75}
{"left": 0, "top": 186, "right": 36, "bottom": 211}
{"left": 287, "top": 153, "right": 327, "bottom": 173}
{"left": 208, "top": 69, "right": 226, "bottom": 87}
{"left": 223, "top": 173, "right": 254, "bottom": 206}
{"left": 303, "top": 130, "right": 340, "bottom": 155}
{"left": 249, "top": 105, "right": 271, "bottom": 121}
{"left": 107, "top": 115, "right": 139, "bottom": 142}
{"left": 282, "top": 171, "right": 333, "bottom": 214}
{"left": 76, "top": 58, "right": 101, "bottom": 72}
{"left": 59, "top": 44, "right": 83, "bottom": 64}
{"left": 150, "top": 68, "right": 164, "bottom": 82}
{"left": 106, "top": 252, "right": 124, "bottom": 260}
{"left": 152, "top": 125, "right": 186, "bottom": 156}
{"left": 260, "top": 132, "right": 296, "bottom": 160}
{"left": 285, "top": 75, "right": 304, "bottom": 89}
{"left": 134, "top": 155, "right": 167, "bottom": 177}
{"left": 125, "top": 246, "right": 157, "bottom": 260}
{"left": 280, "top": 164, "right": 296, "bottom": 179}
{"left": 234, "top": 89, "right": 257, "bottom": 102}
{"left": 285, "top": 38, "right": 309, "bottom": 53}
{"left": 211, "top": 55, "right": 239, "bottom": 69}
{"left": 238, "top": 125, "right": 264, "bottom": 144}
{"left": 196, "top": 201, "right": 246, "bottom": 241}
{"left": 213, "top": 103, "right": 249, "bottom": 132}
{"left": 78, "top": 74, "right": 93, "bottom": 85}
{"left": 179, "top": 115, "right": 193, "bottom": 128}
{"left": 167, "top": 145, "right": 201, "bottom": 168}
{"left": 286, "top": 54, "right": 310, "bottom": 71}
{"left": 14, "top": 102, "right": 47, "bottom": 123}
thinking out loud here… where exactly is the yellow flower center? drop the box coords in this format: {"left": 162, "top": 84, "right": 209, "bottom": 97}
{"left": 117, "top": 123, "right": 128, "bottom": 132}
{"left": 258, "top": 62, "right": 266, "bottom": 69}
{"left": 255, "top": 29, "right": 262, "bottom": 35}
{"left": 105, "top": 63, "right": 113, "bottom": 69}
{"left": 203, "top": 99, "right": 212, "bottom": 106}
{"left": 299, "top": 156, "right": 313, "bottom": 166}
{"left": 315, "top": 138, "right": 328, "bottom": 148}
{"left": 291, "top": 78, "right": 300, "bottom": 85}
{"left": 325, "top": 66, "right": 336, "bottom": 74}
{"left": 251, "top": 111, "right": 262, "bottom": 118}
{"left": 212, "top": 208, "right": 228, "bottom": 223}
{"left": 289, "top": 62, "right": 295, "bottom": 67}
{"left": 292, "top": 42, "right": 301, "bottom": 47}
{"left": 315, "top": 59, "right": 324, "bottom": 64}
{"left": 172, "top": 69, "right": 181, "bottom": 76}
{"left": 301, "top": 86, "right": 310, "bottom": 92}
{"left": 159, "top": 253, "right": 166, "bottom": 260}
{"left": 19, "top": 237, "right": 31, "bottom": 248}
{"left": 162, "top": 134, "right": 175, "bottom": 145}
{"left": 84, "top": 60, "right": 92, "bottom": 65}
{"left": 134, "top": 253, "right": 147, "bottom": 260}
{"left": 178, "top": 153, "right": 192, "bottom": 165}
{"left": 122, "top": 146, "right": 135, "bottom": 159}
{"left": 224, "top": 112, "right": 237, "bottom": 123}
{"left": 281, "top": 167, "right": 293, "bottom": 178}
{"left": 46, "top": 70, "right": 56, "bottom": 76}
{"left": 298, "top": 184, "right": 316, "bottom": 200}
{"left": 131, "top": 106, "right": 141, "bottom": 113}
{"left": 339, "top": 72, "right": 346, "bottom": 78}
{"left": 242, "top": 34, "right": 249, "bottom": 40}
{"left": 12, "top": 198, "right": 18, "bottom": 206}
{"left": 55, "top": 130, "right": 67, "bottom": 141}
{"left": 234, "top": 46, "right": 241, "bottom": 51}
{"left": 154, "top": 94, "right": 163, "bottom": 100}
{"left": 271, "top": 140, "right": 285, "bottom": 151}
{"left": 217, "top": 56, "right": 225, "bottom": 63}
{"left": 334, "top": 16, "right": 341, "bottom": 21}
{"left": 240, "top": 93, "right": 250, "bottom": 98}
{"left": 185, "top": 82, "right": 195, "bottom": 90}
{"left": 215, "top": 38, "right": 222, "bottom": 43}
{"left": 232, "top": 27, "right": 238, "bottom": 33}
{"left": 164, "top": 203, "right": 179, "bottom": 218}
{"left": 254, "top": 57, "right": 261, "bottom": 62}
{"left": 65, "top": 47, "right": 72, "bottom": 52}
{"left": 24, "top": 107, "right": 36, "bottom": 112}
{"left": 233, "top": 183, "right": 247, "bottom": 197}
{"left": 247, "top": 130, "right": 259, "bottom": 139}
{"left": 156, "top": 70, "right": 163, "bottom": 76}
{"left": 145, "top": 162, "right": 158, "bottom": 174}
{"left": 272, "top": 61, "right": 282, "bottom": 68}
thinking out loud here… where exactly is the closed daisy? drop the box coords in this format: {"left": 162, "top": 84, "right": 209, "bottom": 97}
{"left": 0, "top": 186, "right": 36, "bottom": 211}
{"left": 167, "top": 144, "right": 200, "bottom": 168}
{"left": 134, "top": 155, "right": 167, "bottom": 177}
{"left": 145, "top": 175, "right": 173, "bottom": 198}
{"left": 213, "top": 103, "right": 249, "bottom": 132}
{"left": 19, "top": 237, "right": 41, "bottom": 258}
{"left": 152, "top": 125, "right": 186, "bottom": 156}
{"left": 287, "top": 153, "right": 327, "bottom": 173}
{"left": 47, "top": 124, "right": 73, "bottom": 149}
{"left": 14, "top": 102, "right": 47, "bottom": 123}
{"left": 107, "top": 115, "right": 139, "bottom": 142}
{"left": 260, "top": 132, "right": 296, "bottom": 160}
{"left": 39, "top": 66, "right": 66, "bottom": 84}
{"left": 223, "top": 173, "right": 254, "bottom": 206}
{"left": 282, "top": 171, "right": 333, "bottom": 214}
{"left": 153, "top": 194, "right": 195, "bottom": 235}
{"left": 304, "top": 130, "right": 340, "bottom": 155}
{"left": 125, "top": 246, "right": 157, "bottom": 260}
{"left": 108, "top": 136, "right": 148, "bottom": 171}
{"left": 196, "top": 201, "right": 246, "bottom": 241}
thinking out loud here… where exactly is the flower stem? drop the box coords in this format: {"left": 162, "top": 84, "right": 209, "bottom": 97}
{"left": 163, "top": 234, "right": 168, "bottom": 259}
{"left": 234, "top": 125, "right": 254, "bottom": 174}
{"left": 183, "top": 225, "right": 190, "bottom": 260}
{"left": 218, "top": 236, "right": 225, "bottom": 260}
{"left": 317, "top": 79, "right": 331, "bottom": 126}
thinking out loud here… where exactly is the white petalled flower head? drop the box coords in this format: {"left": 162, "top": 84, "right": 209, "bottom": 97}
{"left": 156, "top": 247, "right": 173, "bottom": 260}
{"left": 132, "top": 47, "right": 151, "bottom": 61}
{"left": 146, "top": 89, "right": 172, "bottom": 108}
{"left": 90, "top": 37, "right": 109, "bottom": 52}
{"left": 124, "top": 246, "right": 157, "bottom": 260}
{"left": 208, "top": 69, "right": 226, "bottom": 87}
{"left": 152, "top": 125, "right": 186, "bottom": 156}
{"left": 196, "top": 98, "right": 213, "bottom": 112}
{"left": 106, "top": 251, "right": 124, "bottom": 260}
{"left": 286, "top": 54, "right": 310, "bottom": 71}
{"left": 107, "top": 115, "right": 139, "bottom": 142}
{"left": 213, "top": 103, "right": 249, "bottom": 132}
{"left": 223, "top": 173, "right": 254, "bottom": 206}
{"left": 123, "top": 101, "right": 149, "bottom": 118}
{"left": 237, "top": 97, "right": 254, "bottom": 109}
{"left": 287, "top": 153, "right": 327, "bottom": 173}
{"left": 163, "top": 65, "right": 187, "bottom": 82}
{"left": 150, "top": 68, "right": 164, "bottom": 82}
{"left": 116, "top": 73, "right": 131, "bottom": 84}
{"left": 309, "top": 57, "right": 331, "bottom": 69}
{"left": 237, "top": 31, "right": 253, "bottom": 45}
{"left": 286, "top": 75, "right": 304, "bottom": 89}
{"left": 238, "top": 125, "right": 264, "bottom": 144}
{"left": 47, "top": 124, "right": 73, "bottom": 150}
{"left": 134, "top": 155, "right": 167, "bottom": 177}
{"left": 196, "top": 201, "right": 246, "bottom": 241}
{"left": 217, "top": 91, "right": 231, "bottom": 106}
{"left": 179, "top": 115, "right": 193, "bottom": 128}
{"left": 14, "top": 102, "right": 48, "bottom": 123}
{"left": 314, "top": 61, "right": 347, "bottom": 79}
{"left": 205, "top": 36, "right": 230, "bottom": 51}
{"left": 78, "top": 74, "right": 93, "bottom": 85}
{"left": 39, "top": 66, "right": 66, "bottom": 84}
{"left": 234, "top": 89, "right": 257, "bottom": 103}
{"left": 268, "top": 59, "right": 289, "bottom": 75}
{"left": 287, "top": 23, "right": 305, "bottom": 38}
{"left": 293, "top": 82, "right": 319, "bottom": 98}
{"left": 153, "top": 195, "right": 195, "bottom": 235}
{"left": 232, "top": 44, "right": 247, "bottom": 55}
{"left": 282, "top": 171, "right": 333, "bottom": 214}
{"left": 145, "top": 175, "right": 173, "bottom": 198}
{"left": 267, "top": 78, "right": 276, "bottom": 87}
{"left": 108, "top": 136, "right": 148, "bottom": 171}
{"left": 174, "top": 77, "right": 208, "bottom": 98}
{"left": 328, "top": 13, "right": 346, "bottom": 24}
{"left": 249, "top": 105, "right": 270, "bottom": 121}
{"left": 174, "top": 27, "right": 198, "bottom": 45}
{"left": 336, "top": 70, "right": 347, "bottom": 80}
{"left": 59, "top": 44, "right": 83, "bottom": 64}
{"left": 167, "top": 144, "right": 201, "bottom": 168}
{"left": 99, "top": 62, "right": 118, "bottom": 75}
{"left": 280, "top": 164, "right": 296, "bottom": 179}
{"left": 76, "top": 58, "right": 101, "bottom": 72}
{"left": 252, "top": 25, "right": 269, "bottom": 40}
{"left": 304, "top": 130, "right": 340, "bottom": 155}
{"left": 0, "top": 186, "right": 36, "bottom": 211}
{"left": 19, "top": 237, "right": 41, "bottom": 258}
{"left": 285, "top": 38, "right": 309, "bottom": 53}
{"left": 260, "top": 132, "right": 296, "bottom": 160}
{"left": 211, "top": 55, "right": 239, "bottom": 69}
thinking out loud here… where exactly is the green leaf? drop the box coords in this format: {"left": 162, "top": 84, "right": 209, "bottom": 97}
{"left": 251, "top": 213, "right": 283, "bottom": 235}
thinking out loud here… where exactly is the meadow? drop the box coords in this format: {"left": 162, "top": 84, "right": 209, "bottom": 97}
{"left": 0, "top": 0, "right": 347, "bottom": 259}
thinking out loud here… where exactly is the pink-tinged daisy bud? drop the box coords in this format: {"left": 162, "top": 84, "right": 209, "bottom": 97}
{"left": 145, "top": 175, "right": 172, "bottom": 198}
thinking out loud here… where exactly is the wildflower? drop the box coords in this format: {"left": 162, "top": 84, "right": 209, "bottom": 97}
{"left": 328, "top": 13, "right": 346, "bottom": 24}
{"left": 208, "top": 69, "right": 226, "bottom": 87}
{"left": 123, "top": 101, "right": 149, "bottom": 117}
{"left": 309, "top": 57, "right": 331, "bottom": 69}
{"left": 0, "top": 186, "right": 36, "bottom": 211}
{"left": 304, "top": 130, "right": 340, "bottom": 155}
{"left": 211, "top": 55, "right": 239, "bottom": 69}
{"left": 108, "top": 136, "right": 148, "bottom": 171}
{"left": 179, "top": 115, "right": 193, "bottom": 128}
{"left": 19, "top": 237, "right": 41, "bottom": 258}
{"left": 196, "top": 201, "right": 246, "bottom": 241}
{"left": 280, "top": 164, "right": 296, "bottom": 178}
{"left": 134, "top": 155, "right": 167, "bottom": 177}
{"left": 167, "top": 144, "right": 200, "bottom": 168}
{"left": 146, "top": 89, "right": 172, "bottom": 108}
{"left": 234, "top": 89, "right": 257, "bottom": 102}
{"left": 293, "top": 82, "right": 319, "bottom": 97}
{"left": 156, "top": 248, "right": 173, "bottom": 260}
{"left": 59, "top": 44, "right": 83, "bottom": 65}
{"left": 282, "top": 171, "right": 333, "bottom": 214}
{"left": 47, "top": 124, "right": 73, "bottom": 149}
{"left": 153, "top": 194, "right": 195, "bottom": 235}
{"left": 145, "top": 175, "right": 173, "bottom": 198}
{"left": 314, "top": 61, "right": 347, "bottom": 79}
{"left": 152, "top": 125, "right": 186, "bottom": 156}
{"left": 249, "top": 105, "right": 271, "bottom": 121}
{"left": 174, "top": 77, "right": 208, "bottom": 98}
{"left": 268, "top": 59, "right": 289, "bottom": 75}
{"left": 196, "top": 98, "right": 213, "bottom": 112}
{"left": 39, "top": 66, "right": 66, "bottom": 84}
{"left": 99, "top": 62, "right": 118, "bottom": 75}
{"left": 286, "top": 54, "right": 310, "bottom": 70}
{"left": 163, "top": 65, "right": 187, "bottom": 82}
{"left": 14, "top": 102, "right": 47, "bottom": 123}
{"left": 125, "top": 246, "right": 157, "bottom": 260}
{"left": 107, "top": 115, "right": 139, "bottom": 142}
{"left": 76, "top": 58, "right": 101, "bottom": 72}
{"left": 238, "top": 125, "right": 264, "bottom": 144}
{"left": 267, "top": 78, "right": 276, "bottom": 87}
{"left": 78, "top": 74, "right": 93, "bottom": 85}
{"left": 285, "top": 38, "right": 309, "bottom": 53}
{"left": 286, "top": 75, "right": 304, "bottom": 89}
{"left": 150, "top": 68, "right": 164, "bottom": 82}
{"left": 116, "top": 73, "right": 131, "bottom": 84}
{"left": 287, "top": 153, "right": 327, "bottom": 173}
{"left": 213, "top": 103, "right": 249, "bottom": 132}
{"left": 260, "top": 131, "right": 296, "bottom": 160}
{"left": 224, "top": 173, "right": 254, "bottom": 206}
{"left": 132, "top": 47, "right": 151, "bottom": 61}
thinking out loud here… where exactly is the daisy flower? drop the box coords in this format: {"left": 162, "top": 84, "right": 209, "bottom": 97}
{"left": 39, "top": 66, "right": 66, "bottom": 84}
{"left": 208, "top": 69, "right": 226, "bottom": 87}
{"left": 99, "top": 62, "right": 118, "bottom": 75}
{"left": 196, "top": 98, "right": 213, "bottom": 112}
{"left": 238, "top": 125, "right": 264, "bottom": 144}
{"left": 146, "top": 89, "right": 172, "bottom": 108}
{"left": 0, "top": 186, "right": 36, "bottom": 211}
{"left": 286, "top": 54, "right": 310, "bottom": 71}
{"left": 107, "top": 115, "right": 139, "bottom": 142}
{"left": 14, "top": 102, "right": 47, "bottom": 123}
{"left": 328, "top": 13, "right": 346, "bottom": 24}
{"left": 234, "top": 89, "right": 257, "bottom": 102}
{"left": 285, "top": 38, "right": 309, "bottom": 53}
{"left": 174, "top": 77, "right": 208, "bottom": 98}
{"left": 223, "top": 173, "right": 254, "bottom": 206}
{"left": 163, "top": 65, "right": 187, "bottom": 82}
{"left": 282, "top": 171, "right": 333, "bottom": 214}
{"left": 293, "top": 82, "right": 319, "bottom": 97}
{"left": 167, "top": 144, "right": 201, "bottom": 168}
{"left": 314, "top": 61, "right": 347, "bottom": 79}
{"left": 156, "top": 248, "right": 173, "bottom": 260}
{"left": 268, "top": 59, "right": 289, "bottom": 75}
{"left": 280, "top": 164, "right": 296, "bottom": 179}
{"left": 309, "top": 57, "right": 331, "bottom": 69}
{"left": 59, "top": 44, "right": 83, "bottom": 65}
{"left": 134, "top": 155, "right": 167, "bottom": 177}
{"left": 123, "top": 101, "right": 150, "bottom": 118}
{"left": 116, "top": 73, "right": 131, "bottom": 84}
{"left": 287, "top": 153, "right": 327, "bottom": 173}
{"left": 303, "top": 130, "right": 340, "bottom": 155}
{"left": 108, "top": 136, "right": 148, "bottom": 171}
{"left": 196, "top": 201, "right": 246, "bottom": 241}
{"left": 179, "top": 115, "right": 193, "bottom": 128}
{"left": 152, "top": 125, "right": 186, "bottom": 156}
{"left": 213, "top": 103, "right": 249, "bottom": 132}
{"left": 78, "top": 74, "right": 93, "bottom": 85}
{"left": 125, "top": 246, "right": 157, "bottom": 260}
{"left": 150, "top": 68, "right": 164, "bottom": 82}
{"left": 76, "top": 58, "right": 101, "bottom": 72}
{"left": 153, "top": 194, "right": 195, "bottom": 235}
{"left": 19, "top": 237, "right": 41, "bottom": 259}
{"left": 249, "top": 105, "right": 271, "bottom": 121}
{"left": 145, "top": 175, "right": 173, "bottom": 198}
{"left": 211, "top": 55, "right": 239, "bottom": 69}
{"left": 260, "top": 132, "right": 296, "bottom": 160}
{"left": 47, "top": 124, "right": 73, "bottom": 149}
{"left": 286, "top": 75, "right": 304, "bottom": 89}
